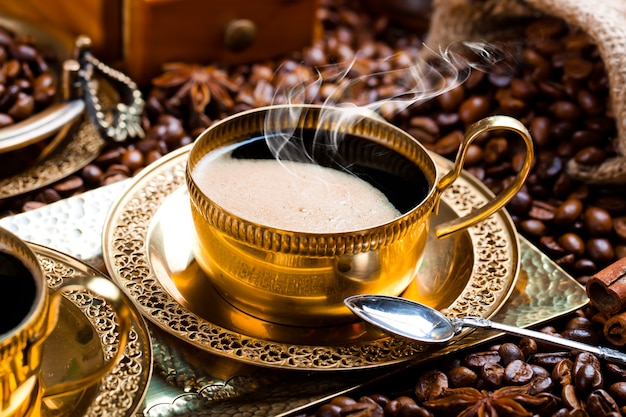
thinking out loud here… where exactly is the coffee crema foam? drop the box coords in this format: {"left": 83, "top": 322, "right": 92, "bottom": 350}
{"left": 192, "top": 156, "right": 401, "bottom": 233}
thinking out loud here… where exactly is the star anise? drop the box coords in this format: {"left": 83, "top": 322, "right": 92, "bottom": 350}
{"left": 151, "top": 62, "right": 238, "bottom": 116}
{"left": 422, "top": 383, "right": 550, "bottom": 417}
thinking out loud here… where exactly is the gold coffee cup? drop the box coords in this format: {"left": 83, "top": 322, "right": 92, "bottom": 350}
{"left": 186, "top": 105, "right": 533, "bottom": 327}
{"left": 0, "top": 226, "right": 132, "bottom": 417}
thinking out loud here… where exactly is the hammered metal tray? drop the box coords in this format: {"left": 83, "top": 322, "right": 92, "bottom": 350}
{"left": 31, "top": 242, "right": 152, "bottom": 417}
{"left": 101, "top": 144, "right": 520, "bottom": 370}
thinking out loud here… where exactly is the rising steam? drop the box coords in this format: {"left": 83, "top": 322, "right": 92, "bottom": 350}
{"left": 262, "top": 41, "right": 516, "bottom": 168}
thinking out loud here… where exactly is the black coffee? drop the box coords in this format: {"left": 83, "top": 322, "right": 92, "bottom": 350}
{"left": 229, "top": 129, "right": 430, "bottom": 214}
{"left": 0, "top": 252, "right": 37, "bottom": 334}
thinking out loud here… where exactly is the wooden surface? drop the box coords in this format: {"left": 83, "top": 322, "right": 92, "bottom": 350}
{"left": 124, "top": 0, "right": 319, "bottom": 86}
{"left": 0, "top": 0, "right": 123, "bottom": 61}
{"left": 0, "top": 0, "right": 318, "bottom": 87}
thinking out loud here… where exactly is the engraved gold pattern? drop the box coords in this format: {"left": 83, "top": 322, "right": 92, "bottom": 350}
{"left": 33, "top": 244, "right": 151, "bottom": 417}
{"left": 103, "top": 145, "right": 518, "bottom": 370}
{"left": 0, "top": 117, "right": 105, "bottom": 200}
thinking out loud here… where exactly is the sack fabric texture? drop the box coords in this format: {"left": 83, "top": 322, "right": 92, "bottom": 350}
{"left": 424, "top": 0, "right": 626, "bottom": 185}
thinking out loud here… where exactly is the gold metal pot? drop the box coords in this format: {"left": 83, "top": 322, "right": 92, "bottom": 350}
{"left": 186, "top": 105, "right": 533, "bottom": 327}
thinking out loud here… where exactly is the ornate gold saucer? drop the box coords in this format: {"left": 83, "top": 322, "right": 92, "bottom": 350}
{"left": 0, "top": 117, "right": 105, "bottom": 199}
{"left": 102, "top": 144, "right": 520, "bottom": 370}
{"left": 31, "top": 242, "right": 152, "bottom": 416}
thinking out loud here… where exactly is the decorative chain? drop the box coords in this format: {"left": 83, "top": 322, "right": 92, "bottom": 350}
{"left": 73, "top": 35, "right": 145, "bottom": 143}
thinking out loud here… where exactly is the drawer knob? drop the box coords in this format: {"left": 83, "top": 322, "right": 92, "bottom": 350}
{"left": 224, "top": 19, "right": 257, "bottom": 53}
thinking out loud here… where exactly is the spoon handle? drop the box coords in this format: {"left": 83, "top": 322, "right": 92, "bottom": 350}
{"left": 457, "top": 316, "right": 626, "bottom": 365}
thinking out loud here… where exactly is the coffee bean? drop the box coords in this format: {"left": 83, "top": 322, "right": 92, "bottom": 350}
{"left": 575, "top": 146, "right": 607, "bottom": 165}
{"left": 447, "top": 366, "right": 477, "bottom": 388}
{"left": 81, "top": 164, "right": 103, "bottom": 186}
{"left": 437, "top": 85, "right": 464, "bottom": 112}
{"left": 414, "top": 370, "right": 447, "bottom": 402}
{"left": 585, "top": 238, "right": 614, "bottom": 266}
{"left": 586, "top": 389, "right": 620, "bottom": 417}
{"left": 504, "top": 359, "right": 534, "bottom": 385}
{"left": 52, "top": 176, "right": 84, "bottom": 196}
{"left": 583, "top": 207, "right": 613, "bottom": 236}
{"left": 554, "top": 199, "right": 583, "bottom": 225}
{"left": 558, "top": 233, "right": 585, "bottom": 256}
{"left": 458, "top": 96, "right": 491, "bottom": 125}
{"left": 121, "top": 148, "right": 145, "bottom": 171}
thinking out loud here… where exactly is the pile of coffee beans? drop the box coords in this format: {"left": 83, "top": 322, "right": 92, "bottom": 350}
{"left": 0, "top": 25, "right": 57, "bottom": 126}
{"left": 298, "top": 316, "right": 626, "bottom": 416}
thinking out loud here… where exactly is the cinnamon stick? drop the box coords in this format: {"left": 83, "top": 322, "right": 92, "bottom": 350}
{"left": 604, "top": 311, "right": 626, "bottom": 347}
{"left": 586, "top": 256, "right": 626, "bottom": 315}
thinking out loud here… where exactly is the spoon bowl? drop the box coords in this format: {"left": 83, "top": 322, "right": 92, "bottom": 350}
{"left": 344, "top": 294, "right": 626, "bottom": 365}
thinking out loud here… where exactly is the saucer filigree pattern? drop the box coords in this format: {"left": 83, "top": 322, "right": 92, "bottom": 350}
{"left": 103, "top": 145, "right": 518, "bottom": 370}
{"left": 0, "top": 119, "right": 105, "bottom": 199}
{"left": 35, "top": 245, "right": 151, "bottom": 417}
{"left": 442, "top": 183, "right": 517, "bottom": 319}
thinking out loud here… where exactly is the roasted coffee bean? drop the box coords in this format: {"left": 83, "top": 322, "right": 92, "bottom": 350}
{"left": 575, "top": 146, "right": 607, "bottom": 165}
{"left": 437, "top": 85, "right": 464, "bottom": 112}
{"left": 605, "top": 364, "right": 626, "bottom": 383}
{"left": 81, "top": 164, "right": 103, "bottom": 186}
{"left": 498, "top": 342, "right": 525, "bottom": 365}
{"left": 530, "top": 352, "right": 572, "bottom": 370}
{"left": 608, "top": 382, "right": 626, "bottom": 404}
{"left": 366, "top": 394, "right": 390, "bottom": 408}
{"left": 121, "top": 148, "right": 145, "bottom": 172}
{"left": 519, "top": 338, "right": 538, "bottom": 358}
{"left": 552, "top": 359, "right": 573, "bottom": 388}
{"left": 463, "top": 351, "right": 501, "bottom": 371}
{"left": 430, "top": 130, "right": 462, "bottom": 155}
{"left": 447, "top": 366, "right": 478, "bottom": 388}
{"left": 21, "top": 201, "right": 45, "bottom": 211}
{"left": 313, "top": 403, "right": 341, "bottom": 417}
{"left": 37, "top": 188, "right": 61, "bottom": 204}
{"left": 414, "top": 370, "right": 447, "bottom": 402}
{"left": 458, "top": 96, "right": 491, "bottom": 125}
{"left": 519, "top": 219, "right": 547, "bottom": 237}
{"left": 94, "top": 148, "right": 123, "bottom": 166}
{"left": 586, "top": 389, "right": 620, "bottom": 417}
{"left": 573, "top": 353, "right": 603, "bottom": 390}
{"left": 52, "top": 176, "right": 84, "bottom": 196}
{"left": 558, "top": 233, "right": 585, "bottom": 257}
{"left": 554, "top": 199, "right": 583, "bottom": 225}
{"left": 504, "top": 359, "right": 534, "bottom": 385}
{"left": 383, "top": 396, "right": 418, "bottom": 416}
{"left": 529, "top": 375, "right": 554, "bottom": 395}
{"left": 540, "top": 236, "right": 566, "bottom": 257}
{"left": 561, "top": 384, "right": 582, "bottom": 410}
{"left": 480, "top": 363, "right": 504, "bottom": 389}
{"left": 584, "top": 207, "right": 613, "bottom": 236}
{"left": 507, "top": 190, "right": 532, "bottom": 215}
{"left": 585, "top": 238, "right": 614, "bottom": 266}
{"left": 560, "top": 327, "right": 599, "bottom": 345}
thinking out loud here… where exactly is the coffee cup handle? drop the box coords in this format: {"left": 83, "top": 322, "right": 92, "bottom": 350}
{"left": 37, "top": 276, "right": 133, "bottom": 400}
{"left": 434, "top": 115, "right": 534, "bottom": 238}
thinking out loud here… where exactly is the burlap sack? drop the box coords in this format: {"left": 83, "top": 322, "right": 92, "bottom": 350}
{"left": 424, "top": 0, "right": 626, "bottom": 185}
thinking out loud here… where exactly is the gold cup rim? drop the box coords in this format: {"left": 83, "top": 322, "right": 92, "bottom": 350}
{"left": 186, "top": 104, "right": 440, "bottom": 256}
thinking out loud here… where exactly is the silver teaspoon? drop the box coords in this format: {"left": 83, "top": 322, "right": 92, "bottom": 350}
{"left": 344, "top": 294, "right": 626, "bottom": 365}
